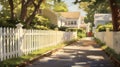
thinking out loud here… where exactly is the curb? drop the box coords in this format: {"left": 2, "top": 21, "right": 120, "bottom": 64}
{"left": 17, "top": 47, "right": 63, "bottom": 67}
{"left": 103, "top": 50, "right": 120, "bottom": 67}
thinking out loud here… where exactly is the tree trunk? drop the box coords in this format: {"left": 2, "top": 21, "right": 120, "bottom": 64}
{"left": 20, "top": 5, "right": 27, "bottom": 22}
{"left": 8, "top": 0, "right": 14, "bottom": 20}
{"left": 20, "top": 0, "right": 27, "bottom": 22}
{"left": 26, "top": 0, "right": 43, "bottom": 26}
{"left": 109, "top": 0, "right": 120, "bottom": 31}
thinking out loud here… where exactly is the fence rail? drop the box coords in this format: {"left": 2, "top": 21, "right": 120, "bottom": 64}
{"left": 0, "top": 24, "right": 77, "bottom": 61}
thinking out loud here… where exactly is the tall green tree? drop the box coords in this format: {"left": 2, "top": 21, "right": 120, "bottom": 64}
{"left": 0, "top": 0, "right": 44, "bottom": 26}
{"left": 46, "top": 0, "right": 68, "bottom": 12}
{"left": 74, "top": 0, "right": 120, "bottom": 31}
{"left": 53, "top": 1, "right": 68, "bottom": 12}
{"left": 77, "top": 0, "right": 110, "bottom": 24}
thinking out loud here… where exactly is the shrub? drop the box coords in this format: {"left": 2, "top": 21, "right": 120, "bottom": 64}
{"left": 77, "top": 28, "right": 86, "bottom": 38}
{"left": 58, "top": 26, "right": 68, "bottom": 31}
{"left": 34, "top": 25, "right": 49, "bottom": 30}
{"left": 48, "top": 23, "right": 57, "bottom": 30}
{"left": 67, "top": 28, "right": 77, "bottom": 32}
{"left": 96, "top": 22, "right": 113, "bottom": 32}
{"left": 0, "top": 18, "right": 20, "bottom": 27}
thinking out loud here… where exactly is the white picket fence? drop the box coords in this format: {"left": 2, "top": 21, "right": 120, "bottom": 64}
{"left": 0, "top": 23, "right": 77, "bottom": 61}
{"left": 95, "top": 29, "right": 120, "bottom": 54}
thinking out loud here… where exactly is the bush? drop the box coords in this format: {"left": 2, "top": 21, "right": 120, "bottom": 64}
{"left": 0, "top": 18, "right": 20, "bottom": 27}
{"left": 48, "top": 23, "right": 57, "bottom": 30}
{"left": 77, "top": 28, "right": 86, "bottom": 38}
{"left": 58, "top": 26, "right": 68, "bottom": 31}
{"left": 67, "top": 28, "right": 77, "bottom": 32}
{"left": 96, "top": 22, "right": 113, "bottom": 32}
{"left": 34, "top": 25, "right": 49, "bottom": 30}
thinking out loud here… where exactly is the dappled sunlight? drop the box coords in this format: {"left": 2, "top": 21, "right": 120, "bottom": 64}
{"left": 89, "top": 48, "right": 102, "bottom": 51}
{"left": 26, "top": 40, "right": 114, "bottom": 67}
{"left": 39, "top": 57, "right": 54, "bottom": 62}
{"left": 75, "top": 62, "right": 87, "bottom": 65}
{"left": 87, "top": 55, "right": 104, "bottom": 61}
{"left": 77, "top": 51, "right": 85, "bottom": 54}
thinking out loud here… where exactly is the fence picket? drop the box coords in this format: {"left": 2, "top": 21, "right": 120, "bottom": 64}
{"left": 0, "top": 26, "right": 77, "bottom": 61}
{"left": 0, "top": 28, "right": 3, "bottom": 61}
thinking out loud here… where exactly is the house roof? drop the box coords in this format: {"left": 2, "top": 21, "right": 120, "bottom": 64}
{"left": 60, "top": 12, "right": 80, "bottom": 19}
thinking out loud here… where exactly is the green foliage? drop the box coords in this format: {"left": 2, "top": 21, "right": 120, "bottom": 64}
{"left": 0, "top": 0, "right": 67, "bottom": 28}
{"left": 32, "top": 15, "right": 57, "bottom": 30}
{"left": 77, "top": 28, "right": 86, "bottom": 38}
{"left": 79, "top": 0, "right": 111, "bottom": 25}
{"left": 96, "top": 22, "right": 113, "bottom": 32}
{"left": 0, "top": 18, "right": 21, "bottom": 27}
{"left": 0, "top": 14, "right": 57, "bottom": 30}
{"left": 0, "top": 0, "right": 21, "bottom": 19}
{"left": 53, "top": 2, "right": 68, "bottom": 12}
{"left": 58, "top": 26, "right": 68, "bottom": 31}
{"left": 34, "top": 25, "right": 49, "bottom": 30}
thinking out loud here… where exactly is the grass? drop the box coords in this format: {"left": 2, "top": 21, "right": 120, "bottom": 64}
{"left": 94, "top": 37, "right": 120, "bottom": 61}
{"left": 0, "top": 39, "right": 77, "bottom": 67}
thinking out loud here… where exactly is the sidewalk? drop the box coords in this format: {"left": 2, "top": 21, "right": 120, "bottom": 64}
{"left": 26, "top": 38, "right": 114, "bottom": 67}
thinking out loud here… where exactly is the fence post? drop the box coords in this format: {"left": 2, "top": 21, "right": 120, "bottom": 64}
{"left": 16, "top": 23, "right": 23, "bottom": 56}
{"left": 106, "top": 28, "right": 109, "bottom": 32}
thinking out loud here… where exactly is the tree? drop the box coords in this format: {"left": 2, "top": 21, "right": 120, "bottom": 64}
{"left": 53, "top": 2, "right": 68, "bottom": 12}
{"left": 0, "top": 0, "right": 44, "bottom": 27}
{"left": 74, "top": 0, "right": 120, "bottom": 31}
{"left": 109, "top": 0, "right": 120, "bottom": 31}
{"left": 46, "top": 0, "right": 68, "bottom": 12}
{"left": 77, "top": 0, "right": 110, "bottom": 24}
{"left": 8, "top": 0, "right": 14, "bottom": 20}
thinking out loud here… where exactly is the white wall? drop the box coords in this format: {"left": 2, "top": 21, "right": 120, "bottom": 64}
{"left": 94, "top": 14, "right": 112, "bottom": 28}
{"left": 95, "top": 30, "right": 120, "bottom": 54}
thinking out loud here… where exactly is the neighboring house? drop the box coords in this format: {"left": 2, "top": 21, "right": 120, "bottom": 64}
{"left": 58, "top": 12, "right": 85, "bottom": 29}
{"left": 41, "top": 9, "right": 87, "bottom": 29}
{"left": 94, "top": 13, "right": 112, "bottom": 28}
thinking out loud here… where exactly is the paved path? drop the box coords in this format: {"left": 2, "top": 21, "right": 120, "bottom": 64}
{"left": 26, "top": 38, "right": 114, "bottom": 67}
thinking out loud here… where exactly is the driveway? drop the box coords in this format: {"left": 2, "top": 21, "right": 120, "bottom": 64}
{"left": 26, "top": 38, "right": 114, "bottom": 67}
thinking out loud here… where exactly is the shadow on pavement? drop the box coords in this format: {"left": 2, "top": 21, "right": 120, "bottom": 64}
{"left": 26, "top": 40, "right": 115, "bottom": 67}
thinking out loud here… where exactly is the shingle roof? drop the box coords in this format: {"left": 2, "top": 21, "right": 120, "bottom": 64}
{"left": 60, "top": 12, "right": 80, "bottom": 19}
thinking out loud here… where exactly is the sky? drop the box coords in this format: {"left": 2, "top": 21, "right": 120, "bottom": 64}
{"left": 63, "top": 0, "right": 87, "bottom": 16}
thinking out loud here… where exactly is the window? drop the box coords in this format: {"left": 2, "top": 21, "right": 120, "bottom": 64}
{"left": 65, "top": 22, "right": 67, "bottom": 25}
{"left": 71, "top": 21, "right": 74, "bottom": 25}
{"left": 68, "top": 21, "right": 70, "bottom": 25}
{"left": 74, "top": 21, "right": 77, "bottom": 25}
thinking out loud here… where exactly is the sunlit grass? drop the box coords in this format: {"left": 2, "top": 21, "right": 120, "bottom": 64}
{"left": 101, "top": 45, "right": 107, "bottom": 50}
